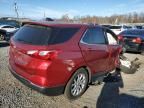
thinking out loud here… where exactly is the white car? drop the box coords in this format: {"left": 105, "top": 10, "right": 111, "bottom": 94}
{"left": 109, "top": 25, "right": 132, "bottom": 35}
{"left": 0, "top": 25, "right": 18, "bottom": 32}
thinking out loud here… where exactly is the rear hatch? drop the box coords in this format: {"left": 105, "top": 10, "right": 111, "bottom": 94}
{"left": 9, "top": 24, "right": 80, "bottom": 75}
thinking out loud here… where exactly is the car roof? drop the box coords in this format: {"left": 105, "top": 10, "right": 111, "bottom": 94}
{"left": 22, "top": 21, "right": 100, "bottom": 28}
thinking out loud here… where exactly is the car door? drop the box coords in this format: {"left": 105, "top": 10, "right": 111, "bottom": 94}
{"left": 104, "top": 28, "right": 121, "bottom": 71}
{"left": 79, "top": 27, "right": 109, "bottom": 75}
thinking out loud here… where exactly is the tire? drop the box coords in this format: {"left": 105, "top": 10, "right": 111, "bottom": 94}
{"left": 64, "top": 68, "right": 89, "bottom": 100}
{"left": 0, "top": 34, "right": 4, "bottom": 41}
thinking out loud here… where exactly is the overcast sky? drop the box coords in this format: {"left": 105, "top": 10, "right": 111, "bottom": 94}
{"left": 0, "top": 0, "right": 144, "bottom": 19}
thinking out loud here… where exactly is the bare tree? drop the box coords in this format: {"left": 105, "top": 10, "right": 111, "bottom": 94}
{"left": 61, "top": 14, "right": 70, "bottom": 22}
{"left": 59, "top": 12, "right": 144, "bottom": 24}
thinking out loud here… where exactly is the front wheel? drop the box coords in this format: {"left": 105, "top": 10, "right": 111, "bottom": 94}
{"left": 0, "top": 34, "right": 4, "bottom": 41}
{"left": 64, "top": 68, "right": 89, "bottom": 100}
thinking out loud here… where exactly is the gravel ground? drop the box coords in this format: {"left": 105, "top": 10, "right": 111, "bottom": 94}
{"left": 0, "top": 41, "right": 144, "bottom": 108}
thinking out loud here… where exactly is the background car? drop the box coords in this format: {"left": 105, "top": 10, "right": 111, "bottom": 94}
{"left": 0, "top": 25, "right": 18, "bottom": 32}
{"left": 118, "top": 29, "right": 144, "bottom": 54}
{"left": 109, "top": 25, "right": 132, "bottom": 35}
{"left": 0, "top": 29, "right": 6, "bottom": 41}
{"left": 5, "top": 29, "right": 18, "bottom": 42}
{"left": 132, "top": 25, "right": 143, "bottom": 29}
{"left": 135, "top": 25, "right": 143, "bottom": 29}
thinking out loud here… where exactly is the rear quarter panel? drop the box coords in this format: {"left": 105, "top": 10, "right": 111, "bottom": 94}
{"left": 43, "top": 26, "right": 88, "bottom": 86}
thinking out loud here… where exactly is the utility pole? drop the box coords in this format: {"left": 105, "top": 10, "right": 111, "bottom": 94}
{"left": 14, "top": 0, "right": 19, "bottom": 19}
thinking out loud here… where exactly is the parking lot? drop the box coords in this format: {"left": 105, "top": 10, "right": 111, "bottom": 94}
{"left": 0, "top": 41, "right": 144, "bottom": 108}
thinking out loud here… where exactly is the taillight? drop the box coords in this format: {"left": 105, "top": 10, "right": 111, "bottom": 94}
{"left": 27, "top": 50, "right": 59, "bottom": 60}
{"left": 132, "top": 37, "right": 141, "bottom": 44}
{"left": 118, "top": 35, "right": 124, "bottom": 41}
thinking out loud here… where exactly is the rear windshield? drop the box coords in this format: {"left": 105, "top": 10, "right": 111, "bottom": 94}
{"left": 14, "top": 25, "right": 80, "bottom": 45}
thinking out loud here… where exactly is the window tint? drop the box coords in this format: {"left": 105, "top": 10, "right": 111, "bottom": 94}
{"left": 14, "top": 25, "right": 79, "bottom": 45}
{"left": 123, "top": 26, "right": 132, "bottom": 29}
{"left": 110, "top": 26, "right": 121, "bottom": 29}
{"left": 136, "top": 26, "right": 142, "bottom": 29}
{"left": 0, "top": 20, "right": 20, "bottom": 28}
{"left": 82, "top": 27, "right": 106, "bottom": 44}
{"left": 2, "top": 26, "right": 14, "bottom": 28}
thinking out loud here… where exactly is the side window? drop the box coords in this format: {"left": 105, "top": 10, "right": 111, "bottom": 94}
{"left": 2, "top": 26, "right": 6, "bottom": 28}
{"left": 105, "top": 29, "right": 118, "bottom": 45}
{"left": 82, "top": 27, "right": 106, "bottom": 44}
{"left": 8, "top": 26, "right": 14, "bottom": 28}
{"left": 2, "top": 26, "right": 14, "bottom": 28}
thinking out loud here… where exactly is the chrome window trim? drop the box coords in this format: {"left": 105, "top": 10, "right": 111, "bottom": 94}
{"left": 80, "top": 29, "right": 92, "bottom": 45}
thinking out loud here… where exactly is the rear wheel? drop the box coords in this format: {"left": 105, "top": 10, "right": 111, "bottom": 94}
{"left": 64, "top": 68, "right": 88, "bottom": 100}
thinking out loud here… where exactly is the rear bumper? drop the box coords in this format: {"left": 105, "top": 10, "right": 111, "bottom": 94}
{"left": 9, "top": 65, "right": 64, "bottom": 96}
{"left": 124, "top": 43, "right": 144, "bottom": 52}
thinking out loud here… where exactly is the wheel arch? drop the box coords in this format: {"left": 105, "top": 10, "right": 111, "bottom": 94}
{"left": 69, "top": 66, "right": 92, "bottom": 84}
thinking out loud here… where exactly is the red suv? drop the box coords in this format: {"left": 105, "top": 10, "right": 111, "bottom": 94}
{"left": 9, "top": 21, "right": 121, "bottom": 100}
